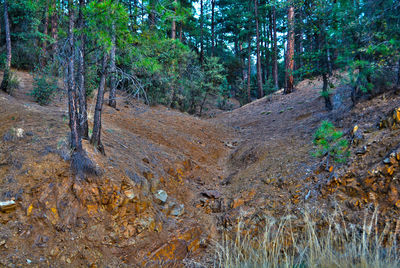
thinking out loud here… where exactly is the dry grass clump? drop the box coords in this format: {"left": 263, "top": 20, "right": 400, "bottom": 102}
{"left": 215, "top": 207, "right": 400, "bottom": 268}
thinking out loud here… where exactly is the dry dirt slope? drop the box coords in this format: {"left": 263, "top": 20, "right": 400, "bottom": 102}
{"left": 0, "top": 70, "right": 236, "bottom": 267}
{"left": 0, "top": 70, "right": 400, "bottom": 267}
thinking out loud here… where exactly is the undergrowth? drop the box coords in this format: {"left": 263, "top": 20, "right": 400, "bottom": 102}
{"left": 215, "top": 207, "right": 399, "bottom": 268}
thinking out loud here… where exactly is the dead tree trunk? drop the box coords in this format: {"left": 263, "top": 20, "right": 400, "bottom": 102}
{"left": 90, "top": 54, "right": 109, "bottom": 155}
{"left": 108, "top": 25, "right": 117, "bottom": 109}
{"left": 284, "top": 4, "right": 295, "bottom": 94}
{"left": 1, "top": 0, "right": 12, "bottom": 92}
{"left": 78, "top": 0, "right": 89, "bottom": 138}
{"left": 255, "top": 0, "right": 263, "bottom": 98}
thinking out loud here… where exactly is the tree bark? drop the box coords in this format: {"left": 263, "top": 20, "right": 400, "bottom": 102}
{"left": 171, "top": 0, "right": 177, "bottom": 39}
{"left": 50, "top": 0, "right": 58, "bottom": 55}
{"left": 254, "top": 0, "right": 263, "bottom": 98}
{"left": 78, "top": 0, "right": 89, "bottom": 138}
{"left": 67, "top": 0, "right": 82, "bottom": 152}
{"left": 149, "top": 0, "right": 156, "bottom": 28}
{"left": 322, "top": 73, "right": 332, "bottom": 110}
{"left": 318, "top": 23, "right": 332, "bottom": 111}
{"left": 41, "top": 4, "right": 49, "bottom": 67}
{"left": 284, "top": 4, "right": 295, "bottom": 94}
{"left": 200, "top": 0, "right": 204, "bottom": 64}
{"left": 272, "top": 6, "right": 278, "bottom": 89}
{"left": 239, "top": 42, "right": 246, "bottom": 82}
{"left": 108, "top": 24, "right": 117, "bottom": 108}
{"left": 179, "top": 23, "right": 183, "bottom": 42}
{"left": 1, "top": 0, "right": 12, "bottom": 92}
{"left": 397, "top": 58, "right": 400, "bottom": 87}
{"left": 247, "top": 35, "right": 252, "bottom": 102}
{"left": 90, "top": 54, "right": 109, "bottom": 155}
{"left": 211, "top": 0, "right": 215, "bottom": 55}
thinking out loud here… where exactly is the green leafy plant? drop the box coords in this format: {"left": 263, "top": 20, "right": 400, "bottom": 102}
{"left": 30, "top": 72, "right": 58, "bottom": 105}
{"left": 312, "top": 121, "right": 349, "bottom": 166}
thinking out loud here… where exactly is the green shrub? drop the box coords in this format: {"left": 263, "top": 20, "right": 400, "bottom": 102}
{"left": 262, "top": 78, "right": 276, "bottom": 96}
{"left": 312, "top": 121, "right": 349, "bottom": 165}
{"left": 30, "top": 72, "right": 58, "bottom": 105}
{"left": 6, "top": 71, "right": 20, "bottom": 95}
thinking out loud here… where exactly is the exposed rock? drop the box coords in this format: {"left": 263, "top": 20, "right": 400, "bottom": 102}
{"left": 351, "top": 125, "right": 364, "bottom": 145}
{"left": 16, "top": 128, "right": 24, "bottom": 138}
{"left": 379, "top": 107, "right": 400, "bottom": 130}
{"left": 147, "top": 239, "right": 188, "bottom": 264}
{"left": 170, "top": 204, "right": 184, "bottom": 217}
{"left": 355, "top": 146, "right": 368, "bottom": 155}
{"left": 200, "top": 190, "right": 221, "bottom": 199}
{"left": 154, "top": 190, "right": 168, "bottom": 204}
{"left": 123, "top": 189, "right": 135, "bottom": 200}
{"left": 150, "top": 177, "right": 160, "bottom": 194}
{"left": 0, "top": 200, "right": 16, "bottom": 213}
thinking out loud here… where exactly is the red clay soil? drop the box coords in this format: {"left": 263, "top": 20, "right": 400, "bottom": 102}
{"left": 0, "top": 70, "right": 399, "bottom": 267}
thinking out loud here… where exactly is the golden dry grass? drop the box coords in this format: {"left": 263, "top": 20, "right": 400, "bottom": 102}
{"left": 215, "top": 207, "right": 400, "bottom": 268}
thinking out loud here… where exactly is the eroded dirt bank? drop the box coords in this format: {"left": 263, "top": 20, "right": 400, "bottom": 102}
{"left": 0, "top": 70, "right": 399, "bottom": 267}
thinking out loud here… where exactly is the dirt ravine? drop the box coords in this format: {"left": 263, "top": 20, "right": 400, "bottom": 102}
{"left": 0, "top": 70, "right": 399, "bottom": 267}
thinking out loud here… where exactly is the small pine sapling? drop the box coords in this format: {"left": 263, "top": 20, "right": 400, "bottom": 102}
{"left": 312, "top": 121, "right": 350, "bottom": 170}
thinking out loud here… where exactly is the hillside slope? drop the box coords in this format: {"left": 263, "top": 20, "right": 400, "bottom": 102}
{"left": 0, "top": 70, "right": 399, "bottom": 266}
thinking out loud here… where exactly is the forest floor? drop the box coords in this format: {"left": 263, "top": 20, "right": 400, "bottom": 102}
{"left": 0, "top": 70, "right": 399, "bottom": 267}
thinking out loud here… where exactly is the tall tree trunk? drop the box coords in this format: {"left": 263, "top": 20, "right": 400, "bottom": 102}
{"left": 78, "top": 0, "right": 88, "bottom": 138}
{"left": 199, "top": 92, "right": 207, "bottom": 117}
{"left": 298, "top": 8, "right": 303, "bottom": 71}
{"left": 263, "top": 20, "right": 269, "bottom": 83}
{"left": 67, "top": 0, "right": 96, "bottom": 178}
{"left": 171, "top": 0, "right": 177, "bottom": 39}
{"left": 67, "top": 0, "right": 82, "bottom": 152}
{"left": 179, "top": 23, "right": 183, "bottom": 42}
{"left": 272, "top": 6, "right": 278, "bottom": 89}
{"left": 239, "top": 42, "right": 246, "bottom": 82}
{"left": 247, "top": 35, "right": 252, "bottom": 103}
{"left": 50, "top": 0, "right": 58, "bottom": 55}
{"left": 322, "top": 73, "right": 332, "bottom": 110}
{"left": 149, "top": 0, "right": 156, "bottom": 28}
{"left": 132, "top": 0, "right": 138, "bottom": 31}
{"left": 254, "top": 0, "right": 263, "bottom": 98}
{"left": 1, "top": 0, "right": 12, "bottom": 92}
{"left": 284, "top": 4, "right": 295, "bottom": 94}
{"left": 319, "top": 24, "right": 332, "bottom": 111}
{"left": 90, "top": 54, "right": 109, "bottom": 155}
{"left": 108, "top": 25, "right": 117, "bottom": 108}
{"left": 41, "top": 4, "right": 49, "bottom": 67}
{"left": 397, "top": 58, "right": 400, "bottom": 87}
{"left": 200, "top": 0, "right": 204, "bottom": 64}
{"left": 211, "top": 0, "right": 215, "bottom": 55}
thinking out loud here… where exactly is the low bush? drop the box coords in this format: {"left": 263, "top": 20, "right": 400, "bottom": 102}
{"left": 312, "top": 120, "right": 349, "bottom": 166}
{"left": 30, "top": 71, "right": 58, "bottom": 105}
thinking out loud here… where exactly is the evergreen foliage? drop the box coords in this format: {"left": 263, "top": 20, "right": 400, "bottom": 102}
{"left": 313, "top": 121, "right": 349, "bottom": 164}
{"left": 30, "top": 70, "right": 58, "bottom": 106}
